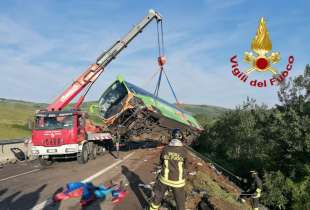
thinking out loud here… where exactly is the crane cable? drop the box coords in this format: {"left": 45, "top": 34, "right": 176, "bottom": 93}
{"left": 153, "top": 20, "right": 180, "bottom": 105}
{"left": 162, "top": 70, "right": 179, "bottom": 104}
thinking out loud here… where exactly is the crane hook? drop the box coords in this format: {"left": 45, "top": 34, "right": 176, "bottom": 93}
{"left": 158, "top": 56, "right": 166, "bottom": 69}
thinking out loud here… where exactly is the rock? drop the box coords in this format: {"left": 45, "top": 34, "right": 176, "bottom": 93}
{"left": 10, "top": 159, "right": 17, "bottom": 164}
{"left": 138, "top": 183, "right": 152, "bottom": 189}
{"left": 189, "top": 171, "right": 197, "bottom": 176}
{"left": 197, "top": 196, "right": 214, "bottom": 210}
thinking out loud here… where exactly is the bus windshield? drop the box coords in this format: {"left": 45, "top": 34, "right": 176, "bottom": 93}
{"left": 34, "top": 115, "right": 73, "bottom": 130}
{"left": 98, "top": 81, "right": 128, "bottom": 119}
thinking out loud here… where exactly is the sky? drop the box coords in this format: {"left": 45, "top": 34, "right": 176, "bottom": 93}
{"left": 0, "top": 0, "right": 309, "bottom": 108}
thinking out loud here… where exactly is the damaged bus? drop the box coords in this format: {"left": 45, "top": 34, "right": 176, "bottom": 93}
{"left": 97, "top": 76, "right": 203, "bottom": 145}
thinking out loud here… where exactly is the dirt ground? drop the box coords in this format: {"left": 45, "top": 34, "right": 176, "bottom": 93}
{"left": 111, "top": 145, "right": 251, "bottom": 210}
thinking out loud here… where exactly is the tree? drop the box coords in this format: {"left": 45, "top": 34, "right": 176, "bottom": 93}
{"left": 197, "top": 65, "right": 310, "bottom": 209}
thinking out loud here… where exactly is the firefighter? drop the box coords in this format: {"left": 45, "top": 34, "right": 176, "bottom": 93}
{"left": 149, "top": 128, "right": 188, "bottom": 210}
{"left": 250, "top": 170, "right": 262, "bottom": 210}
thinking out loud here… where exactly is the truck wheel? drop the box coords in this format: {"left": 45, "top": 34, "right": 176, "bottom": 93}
{"left": 78, "top": 144, "right": 88, "bottom": 164}
{"left": 90, "top": 144, "right": 97, "bottom": 160}
{"left": 38, "top": 156, "right": 53, "bottom": 167}
{"left": 97, "top": 145, "right": 106, "bottom": 156}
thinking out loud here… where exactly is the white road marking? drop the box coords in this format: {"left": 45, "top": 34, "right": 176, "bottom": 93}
{"left": 82, "top": 152, "right": 134, "bottom": 182}
{"left": 31, "top": 198, "right": 53, "bottom": 210}
{"left": 0, "top": 169, "right": 40, "bottom": 182}
{"left": 31, "top": 152, "right": 135, "bottom": 210}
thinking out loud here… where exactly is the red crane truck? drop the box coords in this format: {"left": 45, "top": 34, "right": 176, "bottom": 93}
{"left": 31, "top": 10, "right": 163, "bottom": 166}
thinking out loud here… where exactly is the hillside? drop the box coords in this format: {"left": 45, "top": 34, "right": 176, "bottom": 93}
{"left": 0, "top": 98, "right": 227, "bottom": 139}
{"left": 0, "top": 98, "right": 46, "bottom": 139}
{"left": 178, "top": 104, "right": 229, "bottom": 118}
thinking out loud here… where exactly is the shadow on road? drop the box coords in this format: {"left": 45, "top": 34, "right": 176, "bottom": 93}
{"left": 107, "top": 140, "right": 159, "bottom": 160}
{"left": 81, "top": 196, "right": 106, "bottom": 210}
{"left": 42, "top": 187, "right": 63, "bottom": 210}
{"left": 0, "top": 188, "right": 8, "bottom": 197}
{"left": 124, "top": 140, "right": 160, "bottom": 151}
{"left": 0, "top": 184, "right": 47, "bottom": 210}
{"left": 121, "top": 165, "right": 151, "bottom": 209}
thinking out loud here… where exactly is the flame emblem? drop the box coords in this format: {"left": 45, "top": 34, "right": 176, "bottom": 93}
{"left": 244, "top": 17, "right": 280, "bottom": 74}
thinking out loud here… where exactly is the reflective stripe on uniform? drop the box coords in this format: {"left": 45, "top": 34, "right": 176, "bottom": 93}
{"left": 253, "top": 188, "right": 261, "bottom": 198}
{"left": 178, "top": 161, "right": 183, "bottom": 181}
{"left": 164, "top": 159, "right": 169, "bottom": 180}
{"left": 149, "top": 202, "right": 160, "bottom": 210}
{"left": 159, "top": 175, "right": 185, "bottom": 188}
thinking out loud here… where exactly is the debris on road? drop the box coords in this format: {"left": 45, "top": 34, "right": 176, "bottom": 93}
{"left": 152, "top": 169, "right": 161, "bottom": 175}
{"left": 189, "top": 171, "right": 197, "bottom": 176}
{"left": 138, "top": 183, "right": 152, "bottom": 189}
{"left": 53, "top": 180, "right": 128, "bottom": 206}
{"left": 111, "top": 187, "right": 128, "bottom": 204}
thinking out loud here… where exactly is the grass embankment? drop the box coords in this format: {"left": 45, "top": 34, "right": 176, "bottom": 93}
{"left": 173, "top": 153, "right": 251, "bottom": 210}
{"left": 190, "top": 171, "right": 247, "bottom": 209}
{"left": 0, "top": 99, "right": 45, "bottom": 139}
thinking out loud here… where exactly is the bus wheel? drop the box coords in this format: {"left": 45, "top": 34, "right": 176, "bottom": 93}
{"left": 38, "top": 156, "right": 53, "bottom": 167}
{"left": 78, "top": 144, "right": 88, "bottom": 164}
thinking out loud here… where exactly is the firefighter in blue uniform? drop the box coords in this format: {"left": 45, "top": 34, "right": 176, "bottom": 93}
{"left": 149, "top": 128, "right": 188, "bottom": 210}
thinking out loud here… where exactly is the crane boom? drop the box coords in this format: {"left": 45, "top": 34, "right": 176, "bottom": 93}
{"left": 47, "top": 9, "right": 162, "bottom": 111}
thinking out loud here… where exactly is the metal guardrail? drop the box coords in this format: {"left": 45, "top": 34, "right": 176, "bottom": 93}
{"left": 0, "top": 138, "right": 27, "bottom": 145}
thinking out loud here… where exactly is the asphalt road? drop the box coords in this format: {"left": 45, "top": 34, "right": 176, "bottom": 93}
{"left": 0, "top": 143, "right": 161, "bottom": 210}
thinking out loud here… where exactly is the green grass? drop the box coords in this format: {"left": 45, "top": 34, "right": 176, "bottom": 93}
{"left": 178, "top": 104, "right": 229, "bottom": 119}
{"left": 0, "top": 98, "right": 46, "bottom": 139}
{"left": 79, "top": 101, "right": 102, "bottom": 124}
{"left": 177, "top": 104, "right": 229, "bottom": 126}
